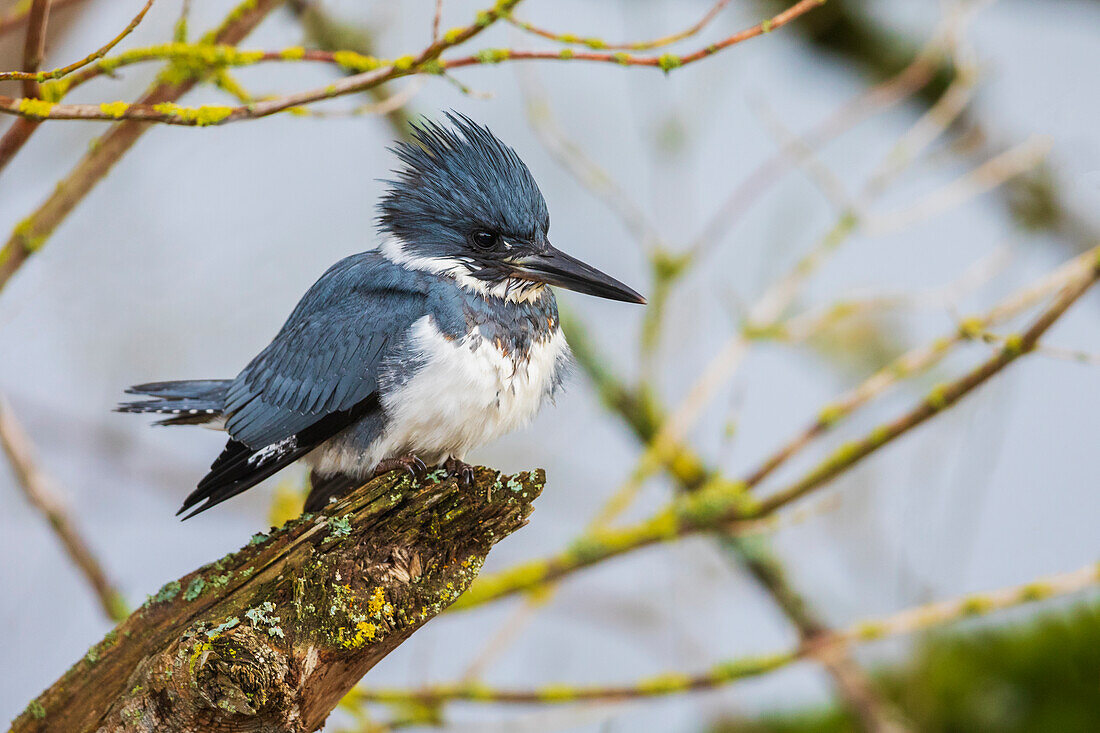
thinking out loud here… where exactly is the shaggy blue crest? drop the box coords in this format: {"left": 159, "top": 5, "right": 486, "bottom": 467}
{"left": 378, "top": 113, "right": 550, "bottom": 259}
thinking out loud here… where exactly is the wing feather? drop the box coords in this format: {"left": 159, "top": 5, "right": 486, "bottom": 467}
{"left": 223, "top": 253, "right": 433, "bottom": 449}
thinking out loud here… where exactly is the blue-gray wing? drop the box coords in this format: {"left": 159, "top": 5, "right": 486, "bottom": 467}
{"left": 222, "top": 253, "right": 430, "bottom": 449}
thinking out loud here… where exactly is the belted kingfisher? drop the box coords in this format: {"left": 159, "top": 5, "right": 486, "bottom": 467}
{"left": 119, "top": 114, "right": 644, "bottom": 518}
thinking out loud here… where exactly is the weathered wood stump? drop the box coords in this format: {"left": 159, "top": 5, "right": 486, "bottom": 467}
{"left": 10, "top": 467, "right": 543, "bottom": 733}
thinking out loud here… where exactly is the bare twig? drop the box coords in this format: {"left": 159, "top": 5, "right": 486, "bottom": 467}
{"left": 352, "top": 560, "right": 1100, "bottom": 705}
{"left": 0, "top": 0, "right": 49, "bottom": 172}
{"left": 0, "top": 0, "right": 84, "bottom": 37}
{"left": 432, "top": 0, "right": 443, "bottom": 42}
{"left": 0, "top": 0, "right": 828, "bottom": 127}
{"left": 506, "top": 0, "right": 732, "bottom": 51}
{"left": 741, "top": 244, "right": 1083, "bottom": 488}
{"left": 0, "top": 395, "right": 127, "bottom": 622}
{"left": 687, "top": 44, "right": 941, "bottom": 258}
{"left": 518, "top": 68, "right": 662, "bottom": 253}
{"left": 863, "top": 136, "right": 1052, "bottom": 237}
{"left": 0, "top": 0, "right": 285, "bottom": 295}
{"left": 19, "top": 0, "right": 50, "bottom": 97}
{"left": 448, "top": 247, "right": 1100, "bottom": 608}
{"left": 0, "top": 0, "right": 155, "bottom": 82}
{"left": 756, "top": 248, "right": 1100, "bottom": 514}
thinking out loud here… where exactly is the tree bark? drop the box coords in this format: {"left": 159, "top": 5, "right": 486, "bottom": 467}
{"left": 10, "top": 467, "right": 543, "bottom": 733}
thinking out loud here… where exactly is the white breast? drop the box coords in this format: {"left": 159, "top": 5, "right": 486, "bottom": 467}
{"left": 311, "top": 316, "right": 568, "bottom": 477}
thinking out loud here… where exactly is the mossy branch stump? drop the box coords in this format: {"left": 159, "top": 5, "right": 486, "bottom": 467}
{"left": 11, "top": 467, "right": 543, "bottom": 733}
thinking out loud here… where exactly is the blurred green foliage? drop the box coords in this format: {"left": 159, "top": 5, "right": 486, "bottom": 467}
{"left": 715, "top": 601, "right": 1100, "bottom": 733}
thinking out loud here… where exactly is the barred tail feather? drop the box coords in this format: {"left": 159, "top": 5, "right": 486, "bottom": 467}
{"left": 117, "top": 379, "right": 230, "bottom": 426}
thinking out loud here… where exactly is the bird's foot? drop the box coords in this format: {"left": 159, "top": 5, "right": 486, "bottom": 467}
{"left": 373, "top": 453, "right": 427, "bottom": 480}
{"left": 443, "top": 456, "right": 477, "bottom": 492}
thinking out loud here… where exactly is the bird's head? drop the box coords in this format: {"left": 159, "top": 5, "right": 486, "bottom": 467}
{"left": 378, "top": 113, "right": 645, "bottom": 305}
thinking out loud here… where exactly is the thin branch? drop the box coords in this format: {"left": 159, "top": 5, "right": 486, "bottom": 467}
{"left": 354, "top": 560, "right": 1100, "bottom": 705}
{"left": 614, "top": 15, "right": 1033, "bottom": 511}
{"left": 506, "top": 0, "right": 732, "bottom": 51}
{"left": 0, "top": 0, "right": 49, "bottom": 172}
{"left": 741, "top": 244, "right": 1084, "bottom": 488}
{"left": 19, "top": 0, "right": 50, "bottom": 98}
{"left": 0, "top": 0, "right": 83, "bottom": 37}
{"left": 756, "top": 247, "right": 1100, "bottom": 514}
{"left": 432, "top": 0, "right": 443, "bottom": 43}
{"left": 863, "top": 135, "right": 1053, "bottom": 237}
{"left": 0, "top": 0, "right": 155, "bottom": 82}
{"left": 0, "top": 0, "right": 828, "bottom": 126}
{"left": 0, "top": 0, "right": 285, "bottom": 295}
{"left": 0, "top": 395, "right": 127, "bottom": 622}
{"left": 448, "top": 247, "right": 1100, "bottom": 609}
{"left": 518, "top": 67, "right": 662, "bottom": 253}
{"left": 687, "top": 42, "right": 942, "bottom": 258}
{"left": 0, "top": 0, "right": 827, "bottom": 296}
{"left": 976, "top": 330, "right": 1100, "bottom": 367}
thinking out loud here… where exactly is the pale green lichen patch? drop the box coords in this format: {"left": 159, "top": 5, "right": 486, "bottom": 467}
{"left": 151, "top": 580, "right": 181, "bottom": 604}
{"left": 475, "top": 48, "right": 510, "bottom": 64}
{"left": 424, "top": 468, "right": 449, "bottom": 485}
{"left": 209, "top": 571, "right": 233, "bottom": 588}
{"left": 184, "top": 577, "right": 206, "bottom": 601}
{"left": 205, "top": 616, "right": 239, "bottom": 638}
{"left": 24, "top": 700, "right": 46, "bottom": 720}
{"left": 244, "top": 601, "right": 284, "bottom": 638}
{"left": 327, "top": 515, "right": 353, "bottom": 540}
{"left": 675, "top": 478, "right": 756, "bottom": 524}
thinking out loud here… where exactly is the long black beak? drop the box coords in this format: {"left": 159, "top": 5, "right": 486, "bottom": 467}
{"left": 509, "top": 245, "right": 646, "bottom": 304}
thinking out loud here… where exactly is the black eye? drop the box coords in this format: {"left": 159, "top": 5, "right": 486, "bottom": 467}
{"left": 471, "top": 230, "right": 498, "bottom": 250}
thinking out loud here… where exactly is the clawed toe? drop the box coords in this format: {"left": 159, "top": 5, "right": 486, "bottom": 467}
{"left": 374, "top": 453, "right": 428, "bottom": 479}
{"left": 443, "top": 457, "right": 475, "bottom": 487}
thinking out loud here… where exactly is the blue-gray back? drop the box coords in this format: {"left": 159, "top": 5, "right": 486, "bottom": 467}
{"left": 223, "top": 252, "right": 447, "bottom": 447}
{"left": 222, "top": 251, "right": 560, "bottom": 449}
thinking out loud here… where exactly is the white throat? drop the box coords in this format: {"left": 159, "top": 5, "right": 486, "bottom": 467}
{"left": 379, "top": 238, "right": 546, "bottom": 304}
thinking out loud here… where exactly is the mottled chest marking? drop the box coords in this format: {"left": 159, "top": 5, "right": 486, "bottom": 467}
{"left": 312, "top": 284, "right": 571, "bottom": 477}
{"left": 460, "top": 286, "right": 560, "bottom": 357}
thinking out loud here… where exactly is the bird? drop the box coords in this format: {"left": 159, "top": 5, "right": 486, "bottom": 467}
{"left": 118, "top": 113, "right": 645, "bottom": 519}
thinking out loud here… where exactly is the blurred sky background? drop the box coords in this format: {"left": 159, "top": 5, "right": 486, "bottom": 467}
{"left": 1, "top": 0, "right": 1098, "bottom": 730}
